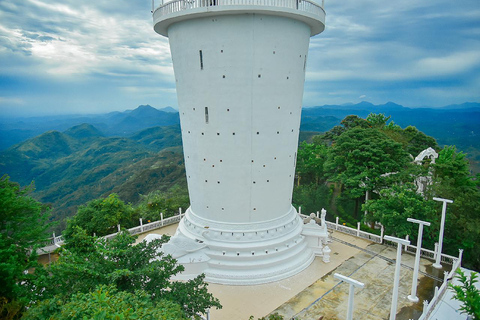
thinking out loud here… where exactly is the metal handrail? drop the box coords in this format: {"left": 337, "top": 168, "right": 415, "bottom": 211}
{"left": 152, "top": 0, "right": 325, "bottom": 18}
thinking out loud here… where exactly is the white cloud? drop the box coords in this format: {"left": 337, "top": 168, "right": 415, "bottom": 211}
{"left": 415, "top": 51, "right": 480, "bottom": 77}
{"left": 0, "top": 97, "right": 25, "bottom": 105}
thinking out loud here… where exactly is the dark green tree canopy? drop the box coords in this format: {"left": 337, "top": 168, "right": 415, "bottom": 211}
{"left": 0, "top": 175, "right": 50, "bottom": 306}
{"left": 324, "top": 127, "right": 410, "bottom": 198}
{"left": 65, "top": 193, "right": 136, "bottom": 237}
{"left": 32, "top": 228, "right": 221, "bottom": 318}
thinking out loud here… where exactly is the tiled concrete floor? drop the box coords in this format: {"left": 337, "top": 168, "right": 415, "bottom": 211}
{"left": 138, "top": 225, "right": 445, "bottom": 320}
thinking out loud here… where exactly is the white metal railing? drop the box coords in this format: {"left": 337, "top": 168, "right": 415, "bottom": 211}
{"left": 152, "top": 0, "right": 325, "bottom": 19}
{"left": 325, "top": 217, "right": 384, "bottom": 244}
{"left": 40, "top": 209, "right": 185, "bottom": 253}
{"left": 300, "top": 211, "right": 458, "bottom": 265}
{"left": 411, "top": 250, "right": 463, "bottom": 320}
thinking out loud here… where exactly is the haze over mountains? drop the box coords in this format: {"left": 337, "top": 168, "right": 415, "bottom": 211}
{"left": 0, "top": 102, "right": 478, "bottom": 228}
{"left": 0, "top": 105, "right": 179, "bottom": 150}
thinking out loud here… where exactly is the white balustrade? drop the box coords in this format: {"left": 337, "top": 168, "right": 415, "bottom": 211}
{"left": 153, "top": 0, "right": 325, "bottom": 19}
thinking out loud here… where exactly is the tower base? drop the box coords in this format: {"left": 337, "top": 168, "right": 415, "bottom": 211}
{"left": 146, "top": 207, "right": 329, "bottom": 285}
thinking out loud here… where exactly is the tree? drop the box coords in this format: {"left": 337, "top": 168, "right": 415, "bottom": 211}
{"left": 366, "top": 113, "right": 391, "bottom": 129}
{"left": 324, "top": 127, "right": 410, "bottom": 218}
{"left": 34, "top": 228, "right": 221, "bottom": 318}
{"left": 362, "top": 183, "right": 436, "bottom": 239}
{"left": 65, "top": 193, "right": 135, "bottom": 237}
{"left": 23, "top": 285, "right": 188, "bottom": 320}
{"left": 427, "top": 146, "right": 480, "bottom": 270}
{"left": 295, "top": 141, "right": 328, "bottom": 185}
{"left": 135, "top": 185, "right": 190, "bottom": 222}
{"left": 0, "top": 175, "right": 50, "bottom": 317}
{"left": 449, "top": 269, "right": 480, "bottom": 319}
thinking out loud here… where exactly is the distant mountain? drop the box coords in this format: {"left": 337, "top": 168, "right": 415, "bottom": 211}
{"left": 0, "top": 123, "right": 184, "bottom": 226}
{"left": 1, "top": 101, "right": 479, "bottom": 227}
{"left": 159, "top": 106, "right": 178, "bottom": 113}
{"left": 64, "top": 123, "right": 104, "bottom": 140}
{"left": 0, "top": 105, "right": 180, "bottom": 150}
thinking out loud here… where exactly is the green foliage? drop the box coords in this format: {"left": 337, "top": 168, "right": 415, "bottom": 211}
{"left": 449, "top": 269, "right": 480, "bottom": 319}
{"left": 363, "top": 183, "right": 436, "bottom": 239}
{"left": 23, "top": 285, "right": 187, "bottom": 320}
{"left": 428, "top": 146, "right": 480, "bottom": 270}
{"left": 135, "top": 185, "right": 190, "bottom": 221}
{"left": 433, "top": 146, "right": 476, "bottom": 190}
{"left": 249, "top": 313, "right": 285, "bottom": 320}
{"left": 34, "top": 229, "right": 221, "bottom": 318}
{"left": 366, "top": 113, "right": 391, "bottom": 128}
{"left": 296, "top": 142, "right": 328, "bottom": 185}
{"left": 324, "top": 127, "right": 410, "bottom": 199}
{"left": 65, "top": 194, "right": 136, "bottom": 237}
{"left": 0, "top": 175, "right": 50, "bottom": 314}
{"left": 293, "top": 184, "right": 332, "bottom": 215}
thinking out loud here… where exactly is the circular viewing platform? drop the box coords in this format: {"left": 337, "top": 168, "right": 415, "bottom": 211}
{"left": 152, "top": 0, "right": 326, "bottom": 37}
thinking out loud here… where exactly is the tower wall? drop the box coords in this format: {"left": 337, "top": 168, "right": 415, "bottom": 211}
{"left": 170, "top": 14, "right": 310, "bottom": 225}
{"left": 152, "top": 0, "right": 326, "bottom": 285}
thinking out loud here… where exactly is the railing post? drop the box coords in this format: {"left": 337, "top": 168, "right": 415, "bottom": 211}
{"left": 140, "top": 218, "right": 143, "bottom": 232}
{"left": 161, "top": 212, "right": 164, "bottom": 226}
{"left": 299, "top": 206, "right": 301, "bottom": 215}
{"left": 434, "top": 242, "right": 438, "bottom": 260}
{"left": 357, "top": 222, "right": 360, "bottom": 236}
{"left": 117, "top": 224, "right": 121, "bottom": 232}
{"left": 316, "top": 211, "right": 320, "bottom": 219}
{"left": 336, "top": 217, "right": 339, "bottom": 230}
{"left": 380, "top": 226, "right": 384, "bottom": 243}
{"left": 179, "top": 207, "right": 182, "bottom": 216}
{"left": 423, "top": 300, "right": 428, "bottom": 313}
{"left": 404, "top": 235, "right": 409, "bottom": 252}
{"left": 458, "top": 248, "right": 463, "bottom": 266}
{"left": 53, "top": 232, "right": 56, "bottom": 244}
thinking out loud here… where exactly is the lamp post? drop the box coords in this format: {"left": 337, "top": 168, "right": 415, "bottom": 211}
{"left": 406, "top": 218, "right": 431, "bottom": 302}
{"left": 384, "top": 235, "right": 410, "bottom": 320}
{"left": 334, "top": 273, "right": 365, "bottom": 320}
{"left": 432, "top": 197, "right": 453, "bottom": 269}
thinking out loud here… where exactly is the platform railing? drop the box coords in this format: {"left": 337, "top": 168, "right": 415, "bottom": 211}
{"left": 299, "top": 210, "right": 459, "bottom": 265}
{"left": 152, "top": 0, "right": 325, "bottom": 18}
{"left": 39, "top": 209, "right": 185, "bottom": 253}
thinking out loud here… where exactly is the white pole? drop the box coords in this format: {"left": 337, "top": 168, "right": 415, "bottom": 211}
{"left": 432, "top": 197, "right": 453, "bottom": 269}
{"left": 334, "top": 273, "right": 365, "bottom": 320}
{"left": 407, "top": 218, "right": 431, "bottom": 302}
{"left": 384, "top": 235, "right": 410, "bottom": 320}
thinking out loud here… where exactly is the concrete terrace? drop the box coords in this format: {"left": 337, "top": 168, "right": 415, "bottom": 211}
{"left": 138, "top": 224, "right": 455, "bottom": 320}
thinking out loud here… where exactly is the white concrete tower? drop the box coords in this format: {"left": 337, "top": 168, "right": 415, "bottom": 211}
{"left": 152, "top": 0, "right": 326, "bottom": 285}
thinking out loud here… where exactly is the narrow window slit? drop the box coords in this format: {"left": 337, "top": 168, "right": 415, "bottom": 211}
{"left": 199, "top": 50, "right": 203, "bottom": 70}
{"left": 205, "top": 107, "right": 209, "bottom": 124}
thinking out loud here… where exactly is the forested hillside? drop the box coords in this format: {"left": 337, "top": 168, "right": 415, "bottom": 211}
{"left": 0, "top": 123, "right": 185, "bottom": 228}
{"left": 294, "top": 113, "right": 480, "bottom": 271}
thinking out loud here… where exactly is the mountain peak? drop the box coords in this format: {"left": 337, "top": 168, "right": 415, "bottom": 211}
{"left": 64, "top": 123, "right": 104, "bottom": 139}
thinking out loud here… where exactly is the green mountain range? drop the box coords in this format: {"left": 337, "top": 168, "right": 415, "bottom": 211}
{"left": 0, "top": 122, "right": 184, "bottom": 227}
{"left": 1, "top": 103, "right": 478, "bottom": 228}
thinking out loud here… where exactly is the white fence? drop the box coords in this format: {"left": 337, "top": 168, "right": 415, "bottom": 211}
{"left": 152, "top": 0, "right": 325, "bottom": 18}
{"left": 412, "top": 251, "right": 463, "bottom": 320}
{"left": 300, "top": 211, "right": 458, "bottom": 265}
{"left": 40, "top": 209, "right": 185, "bottom": 253}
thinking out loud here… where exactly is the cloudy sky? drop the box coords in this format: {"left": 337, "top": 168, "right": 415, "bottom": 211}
{"left": 0, "top": 0, "right": 479, "bottom": 116}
